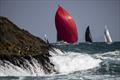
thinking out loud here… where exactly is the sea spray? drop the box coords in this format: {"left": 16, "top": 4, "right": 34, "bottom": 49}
{"left": 0, "top": 42, "right": 119, "bottom": 79}
{"left": 0, "top": 48, "right": 119, "bottom": 77}
{"left": 0, "top": 48, "right": 102, "bottom": 76}
{"left": 0, "top": 57, "right": 45, "bottom": 76}
{"left": 49, "top": 48, "right": 102, "bottom": 74}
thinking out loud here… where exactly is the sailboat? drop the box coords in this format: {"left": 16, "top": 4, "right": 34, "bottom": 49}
{"left": 85, "top": 26, "right": 93, "bottom": 43}
{"left": 55, "top": 5, "right": 78, "bottom": 44}
{"left": 104, "top": 25, "right": 112, "bottom": 44}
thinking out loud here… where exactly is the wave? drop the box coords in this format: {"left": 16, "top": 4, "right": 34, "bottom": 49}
{"left": 0, "top": 48, "right": 102, "bottom": 76}
{"left": 0, "top": 47, "right": 119, "bottom": 76}
{"left": 93, "top": 50, "right": 120, "bottom": 74}
{"left": 0, "top": 57, "right": 45, "bottom": 76}
{"left": 94, "top": 50, "right": 120, "bottom": 63}
{"left": 49, "top": 48, "right": 102, "bottom": 74}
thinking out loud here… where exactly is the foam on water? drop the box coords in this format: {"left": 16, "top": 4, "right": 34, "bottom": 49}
{"left": 49, "top": 48, "right": 102, "bottom": 74}
{"left": 94, "top": 50, "right": 120, "bottom": 63}
{"left": 0, "top": 47, "right": 119, "bottom": 76}
{"left": 0, "top": 57, "right": 45, "bottom": 76}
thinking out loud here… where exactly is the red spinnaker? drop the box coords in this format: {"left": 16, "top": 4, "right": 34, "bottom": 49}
{"left": 55, "top": 6, "right": 78, "bottom": 43}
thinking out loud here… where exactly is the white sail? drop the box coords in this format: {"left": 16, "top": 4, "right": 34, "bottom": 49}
{"left": 44, "top": 34, "right": 49, "bottom": 44}
{"left": 104, "top": 25, "right": 112, "bottom": 44}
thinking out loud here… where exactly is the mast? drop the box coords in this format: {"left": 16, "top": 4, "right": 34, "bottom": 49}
{"left": 85, "top": 26, "right": 93, "bottom": 43}
{"left": 55, "top": 6, "right": 78, "bottom": 44}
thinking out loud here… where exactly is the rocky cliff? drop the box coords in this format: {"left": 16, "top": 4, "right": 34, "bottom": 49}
{"left": 0, "top": 16, "right": 55, "bottom": 74}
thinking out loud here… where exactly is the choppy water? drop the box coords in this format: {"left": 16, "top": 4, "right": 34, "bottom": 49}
{"left": 0, "top": 42, "right": 120, "bottom": 80}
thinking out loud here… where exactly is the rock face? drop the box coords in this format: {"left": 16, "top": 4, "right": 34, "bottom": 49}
{"left": 0, "top": 16, "right": 55, "bottom": 74}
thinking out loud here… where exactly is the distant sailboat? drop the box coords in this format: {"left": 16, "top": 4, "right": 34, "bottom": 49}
{"left": 85, "top": 26, "right": 93, "bottom": 43}
{"left": 104, "top": 25, "right": 112, "bottom": 44}
{"left": 55, "top": 5, "right": 78, "bottom": 44}
{"left": 44, "top": 34, "right": 49, "bottom": 44}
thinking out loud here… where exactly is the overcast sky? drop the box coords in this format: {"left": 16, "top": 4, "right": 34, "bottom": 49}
{"left": 0, "top": 0, "right": 120, "bottom": 42}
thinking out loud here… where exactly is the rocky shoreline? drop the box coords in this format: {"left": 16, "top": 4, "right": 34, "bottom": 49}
{"left": 0, "top": 16, "right": 55, "bottom": 74}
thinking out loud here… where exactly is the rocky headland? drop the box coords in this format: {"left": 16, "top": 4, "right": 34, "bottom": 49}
{"left": 0, "top": 16, "right": 55, "bottom": 74}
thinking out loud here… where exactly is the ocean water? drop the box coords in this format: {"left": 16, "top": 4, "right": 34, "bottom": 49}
{"left": 0, "top": 42, "right": 120, "bottom": 80}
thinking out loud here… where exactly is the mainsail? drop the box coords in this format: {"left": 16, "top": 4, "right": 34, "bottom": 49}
{"left": 104, "top": 25, "right": 112, "bottom": 44}
{"left": 85, "top": 26, "right": 93, "bottom": 43}
{"left": 55, "top": 6, "right": 78, "bottom": 43}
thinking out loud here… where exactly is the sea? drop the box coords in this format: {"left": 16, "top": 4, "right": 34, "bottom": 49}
{"left": 0, "top": 42, "right": 120, "bottom": 80}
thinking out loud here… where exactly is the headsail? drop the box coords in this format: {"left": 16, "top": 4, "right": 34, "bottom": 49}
{"left": 104, "top": 25, "right": 112, "bottom": 44}
{"left": 85, "top": 26, "right": 93, "bottom": 43}
{"left": 55, "top": 6, "right": 78, "bottom": 44}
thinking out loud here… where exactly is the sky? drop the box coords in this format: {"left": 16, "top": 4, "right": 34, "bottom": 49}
{"left": 0, "top": 0, "right": 120, "bottom": 42}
